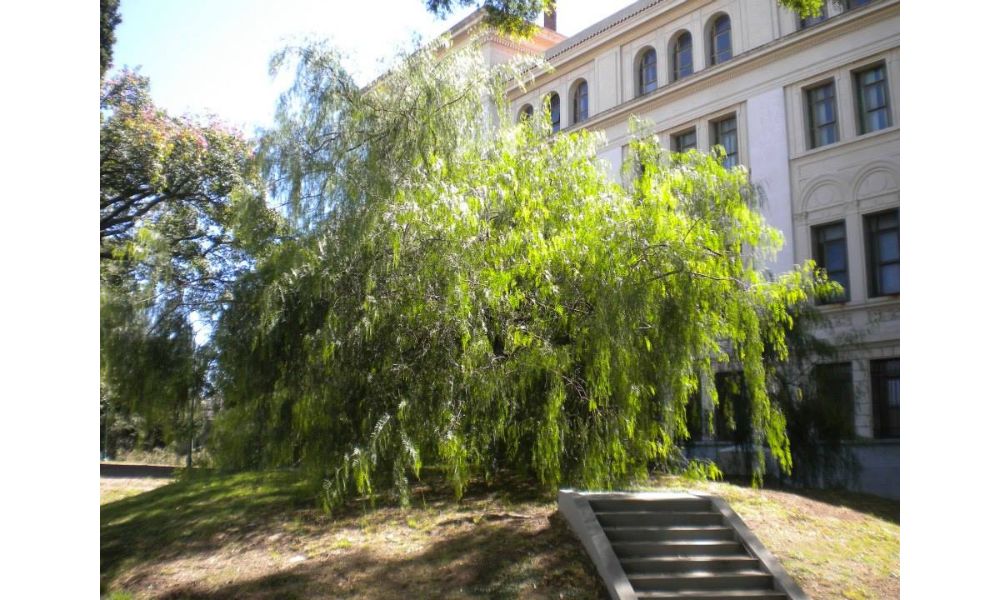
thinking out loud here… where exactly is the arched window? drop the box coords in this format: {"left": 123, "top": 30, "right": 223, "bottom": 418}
{"left": 710, "top": 15, "right": 732, "bottom": 65}
{"left": 548, "top": 93, "right": 561, "bottom": 132}
{"left": 573, "top": 80, "right": 588, "bottom": 124}
{"left": 519, "top": 104, "right": 534, "bottom": 121}
{"left": 637, "top": 48, "right": 657, "bottom": 96}
{"left": 671, "top": 32, "right": 693, "bottom": 82}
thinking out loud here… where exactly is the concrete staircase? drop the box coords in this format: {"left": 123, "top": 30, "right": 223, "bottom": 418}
{"left": 559, "top": 491, "right": 808, "bottom": 600}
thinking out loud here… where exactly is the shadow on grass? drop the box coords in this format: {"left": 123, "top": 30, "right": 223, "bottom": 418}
{"left": 101, "top": 471, "right": 316, "bottom": 592}
{"left": 153, "top": 511, "right": 603, "bottom": 599}
{"left": 101, "top": 470, "right": 605, "bottom": 599}
{"left": 652, "top": 473, "right": 899, "bottom": 525}
{"left": 767, "top": 483, "right": 899, "bottom": 525}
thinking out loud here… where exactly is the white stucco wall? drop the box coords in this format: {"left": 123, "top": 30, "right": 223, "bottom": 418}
{"left": 747, "top": 87, "right": 794, "bottom": 276}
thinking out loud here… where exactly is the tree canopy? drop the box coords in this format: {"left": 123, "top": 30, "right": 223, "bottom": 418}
{"left": 208, "top": 40, "right": 828, "bottom": 505}
{"left": 100, "top": 70, "right": 277, "bottom": 460}
{"left": 101, "top": 0, "right": 122, "bottom": 79}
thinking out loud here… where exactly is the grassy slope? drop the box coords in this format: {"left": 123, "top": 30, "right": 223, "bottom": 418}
{"left": 645, "top": 476, "right": 899, "bottom": 600}
{"left": 101, "top": 472, "right": 603, "bottom": 599}
{"left": 102, "top": 472, "right": 898, "bottom": 599}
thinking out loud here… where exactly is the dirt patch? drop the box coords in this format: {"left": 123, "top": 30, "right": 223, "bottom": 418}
{"left": 101, "top": 472, "right": 603, "bottom": 599}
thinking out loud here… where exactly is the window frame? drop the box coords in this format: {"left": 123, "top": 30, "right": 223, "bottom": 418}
{"left": 799, "top": 3, "right": 828, "bottom": 29}
{"left": 572, "top": 80, "right": 589, "bottom": 124}
{"left": 671, "top": 32, "right": 693, "bottom": 82}
{"left": 853, "top": 62, "right": 892, "bottom": 135}
{"left": 864, "top": 209, "right": 899, "bottom": 297}
{"left": 871, "top": 358, "right": 899, "bottom": 439}
{"left": 548, "top": 92, "right": 561, "bottom": 133}
{"left": 812, "top": 362, "right": 856, "bottom": 440}
{"left": 672, "top": 127, "right": 697, "bottom": 153}
{"left": 805, "top": 79, "right": 840, "bottom": 149}
{"left": 637, "top": 48, "right": 658, "bottom": 96}
{"left": 711, "top": 114, "right": 739, "bottom": 169}
{"left": 709, "top": 15, "right": 732, "bottom": 66}
{"left": 812, "top": 220, "right": 850, "bottom": 303}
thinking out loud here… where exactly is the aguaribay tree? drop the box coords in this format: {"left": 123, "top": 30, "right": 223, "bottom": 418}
{"left": 211, "top": 40, "right": 827, "bottom": 503}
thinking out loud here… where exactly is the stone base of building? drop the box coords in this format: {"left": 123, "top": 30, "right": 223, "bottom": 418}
{"left": 685, "top": 439, "right": 899, "bottom": 500}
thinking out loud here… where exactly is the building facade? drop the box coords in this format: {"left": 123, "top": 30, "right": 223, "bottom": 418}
{"left": 448, "top": 0, "right": 899, "bottom": 498}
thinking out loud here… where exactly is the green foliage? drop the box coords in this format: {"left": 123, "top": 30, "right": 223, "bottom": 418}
{"left": 100, "top": 70, "right": 278, "bottom": 459}
{"left": 683, "top": 458, "right": 724, "bottom": 482}
{"left": 425, "top": 0, "right": 553, "bottom": 38}
{"left": 211, "top": 40, "right": 826, "bottom": 503}
{"left": 101, "top": 0, "right": 121, "bottom": 79}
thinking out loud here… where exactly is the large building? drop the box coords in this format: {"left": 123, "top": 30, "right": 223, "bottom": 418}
{"left": 446, "top": 0, "right": 899, "bottom": 498}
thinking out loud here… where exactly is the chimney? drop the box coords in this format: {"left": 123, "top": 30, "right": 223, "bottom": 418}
{"left": 543, "top": 7, "right": 557, "bottom": 31}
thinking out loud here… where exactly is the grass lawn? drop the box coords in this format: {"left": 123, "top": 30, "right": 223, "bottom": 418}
{"left": 101, "top": 472, "right": 898, "bottom": 599}
{"left": 645, "top": 476, "right": 899, "bottom": 600}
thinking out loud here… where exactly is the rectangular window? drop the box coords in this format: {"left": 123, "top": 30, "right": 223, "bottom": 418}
{"left": 865, "top": 209, "right": 899, "bottom": 297}
{"left": 813, "top": 363, "right": 855, "bottom": 440}
{"left": 713, "top": 371, "right": 751, "bottom": 444}
{"left": 685, "top": 389, "right": 703, "bottom": 442}
{"left": 812, "top": 221, "right": 850, "bottom": 302}
{"left": 855, "top": 63, "right": 891, "bottom": 134}
{"left": 712, "top": 116, "right": 738, "bottom": 169}
{"left": 847, "top": 0, "right": 873, "bottom": 9}
{"left": 806, "top": 81, "right": 839, "bottom": 149}
{"left": 871, "top": 358, "right": 899, "bottom": 438}
{"left": 800, "top": 4, "right": 827, "bottom": 29}
{"left": 673, "top": 128, "right": 697, "bottom": 153}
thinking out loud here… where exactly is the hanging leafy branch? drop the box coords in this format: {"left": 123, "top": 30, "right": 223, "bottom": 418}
{"left": 211, "top": 39, "right": 830, "bottom": 504}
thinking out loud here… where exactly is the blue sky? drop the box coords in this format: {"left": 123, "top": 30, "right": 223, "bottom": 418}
{"left": 114, "top": 0, "right": 635, "bottom": 134}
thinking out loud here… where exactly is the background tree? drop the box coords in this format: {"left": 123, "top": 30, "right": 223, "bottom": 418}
{"left": 101, "top": 0, "right": 121, "bottom": 79}
{"left": 100, "top": 69, "right": 278, "bottom": 463}
{"left": 210, "top": 40, "right": 826, "bottom": 506}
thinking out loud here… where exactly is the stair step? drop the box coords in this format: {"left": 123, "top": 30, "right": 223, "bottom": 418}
{"left": 621, "top": 556, "right": 761, "bottom": 574}
{"left": 635, "top": 591, "right": 787, "bottom": 599}
{"left": 629, "top": 571, "right": 774, "bottom": 592}
{"left": 596, "top": 511, "right": 724, "bottom": 527}
{"left": 612, "top": 540, "right": 745, "bottom": 557}
{"left": 605, "top": 526, "right": 735, "bottom": 542}
{"left": 589, "top": 497, "right": 714, "bottom": 513}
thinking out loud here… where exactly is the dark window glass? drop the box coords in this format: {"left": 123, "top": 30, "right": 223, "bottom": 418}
{"left": 712, "top": 116, "right": 738, "bottom": 168}
{"left": 812, "top": 221, "right": 849, "bottom": 302}
{"left": 549, "top": 93, "right": 560, "bottom": 133}
{"left": 800, "top": 5, "right": 827, "bottom": 28}
{"left": 855, "top": 64, "right": 891, "bottom": 134}
{"left": 573, "top": 81, "right": 588, "bottom": 124}
{"left": 710, "top": 16, "right": 732, "bottom": 65}
{"left": 673, "top": 128, "right": 697, "bottom": 153}
{"left": 671, "top": 33, "right": 693, "bottom": 81}
{"left": 519, "top": 104, "right": 533, "bottom": 120}
{"left": 847, "top": 0, "right": 873, "bottom": 8}
{"left": 806, "top": 81, "right": 839, "bottom": 148}
{"left": 865, "top": 209, "right": 899, "bottom": 296}
{"left": 813, "top": 363, "right": 855, "bottom": 440}
{"left": 713, "top": 372, "right": 751, "bottom": 445}
{"left": 871, "top": 358, "right": 899, "bottom": 438}
{"left": 686, "top": 388, "right": 704, "bottom": 442}
{"left": 638, "top": 48, "right": 658, "bottom": 95}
